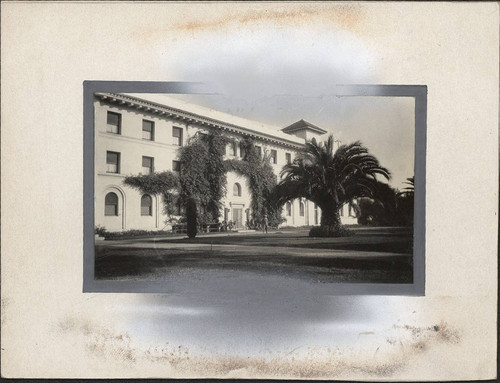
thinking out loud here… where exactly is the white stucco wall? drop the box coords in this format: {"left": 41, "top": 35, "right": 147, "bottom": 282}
{"left": 94, "top": 97, "right": 358, "bottom": 232}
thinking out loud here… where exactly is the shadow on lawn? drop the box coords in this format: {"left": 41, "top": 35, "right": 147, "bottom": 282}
{"left": 155, "top": 230, "right": 413, "bottom": 255}
{"left": 95, "top": 227, "right": 413, "bottom": 283}
{"left": 95, "top": 246, "right": 413, "bottom": 283}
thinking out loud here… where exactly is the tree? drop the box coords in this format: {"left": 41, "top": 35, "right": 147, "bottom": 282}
{"left": 357, "top": 183, "right": 398, "bottom": 226}
{"left": 400, "top": 176, "right": 415, "bottom": 196}
{"left": 186, "top": 198, "right": 197, "bottom": 238}
{"left": 276, "top": 135, "right": 391, "bottom": 237}
{"left": 396, "top": 176, "right": 415, "bottom": 227}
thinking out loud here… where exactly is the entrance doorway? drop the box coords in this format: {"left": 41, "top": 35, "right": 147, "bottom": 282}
{"left": 232, "top": 208, "right": 243, "bottom": 229}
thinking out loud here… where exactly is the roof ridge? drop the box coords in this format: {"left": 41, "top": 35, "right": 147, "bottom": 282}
{"left": 281, "top": 119, "right": 328, "bottom": 134}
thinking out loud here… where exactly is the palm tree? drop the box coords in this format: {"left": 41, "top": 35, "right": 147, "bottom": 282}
{"left": 276, "top": 135, "right": 391, "bottom": 236}
{"left": 399, "top": 176, "right": 415, "bottom": 196}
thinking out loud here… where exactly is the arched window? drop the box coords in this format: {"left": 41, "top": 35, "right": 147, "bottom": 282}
{"left": 233, "top": 183, "right": 241, "bottom": 197}
{"left": 286, "top": 202, "right": 292, "bottom": 216}
{"left": 141, "top": 194, "right": 153, "bottom": 216}
{"left": 105, "top": 192, "right": 118, "bottom": 216}
{"left": 299, "top": 202, "right": 305, "bottom": 217}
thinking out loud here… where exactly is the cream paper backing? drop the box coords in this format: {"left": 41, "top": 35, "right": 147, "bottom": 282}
{"left": 1, "top": 2, "right": 498, "bottom": 380}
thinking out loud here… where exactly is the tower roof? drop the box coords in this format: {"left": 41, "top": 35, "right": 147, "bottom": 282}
{"left": 281, "top": 119, "right": 328, "bottom": 135}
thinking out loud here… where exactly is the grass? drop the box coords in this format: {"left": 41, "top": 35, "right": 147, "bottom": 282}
{"left": 95, "top": 227, "right": 413, "bottom": 283}
{"left": 156, "top": 227, "right": 413, "bottom": 254}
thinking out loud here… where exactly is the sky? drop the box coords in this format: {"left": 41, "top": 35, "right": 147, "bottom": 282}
{"left": 157, "top": 18, "right": 415, "bottom": 190}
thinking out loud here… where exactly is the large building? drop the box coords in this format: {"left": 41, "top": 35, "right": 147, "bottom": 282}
{"left": 94, "top": 93, "right": 358, "bottom": 232}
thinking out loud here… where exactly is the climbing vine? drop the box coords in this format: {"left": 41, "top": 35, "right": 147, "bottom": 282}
{"left": 178, "top": 130, "right": 229, "bottom": 226}
{"left": 203, "top": 129, "right": 228, "bottom": 222}
{"left": 225, "top": 138, "right": 284, "bottom": 228}
{"left": 123, "top": 131, "right": 284, "bottom": 235}
{"left": 123, "top": 171, "right": 179, "bottom": 215}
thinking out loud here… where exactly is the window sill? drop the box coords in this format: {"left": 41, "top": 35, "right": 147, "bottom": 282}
{"left": 98, "top": 172, "right": 125, "bottom": 178}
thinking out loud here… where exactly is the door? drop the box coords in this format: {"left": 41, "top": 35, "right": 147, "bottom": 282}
{"left": 232, "top": 208, "right": 243, "bottom": 229}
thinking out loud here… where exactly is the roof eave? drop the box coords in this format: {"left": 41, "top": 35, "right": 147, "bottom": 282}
{"left": 95, "top": 92, "right": 306, "bottom": 149}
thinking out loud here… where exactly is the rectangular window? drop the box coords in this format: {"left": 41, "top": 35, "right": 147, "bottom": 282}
{"left": 239, "top": 142, "right": 245, "bottom": 158}
{"left": 142, "top": 156, "right": 154, "bottom": 174}
{"left": 142, "top": 120, "right": 154, "bottom": 140}
{"left": 172, "top": 127, "right": 183, "bottom": 146}
{"left": 106, "top": 111, "right": 121, "bottom": 134}
{"left": 232, "top": 142, "right": 238, "bottom": 156}
{"left": 270, "top": 149, "right": 277, "bottom": 164}
{"left": 105, "top": 204, "right": 117, "bottom": 216}
{"left": 172, "top": 160, "right": 181, "bottom": 173}
{"left": 106, "top": 151, "right": 120, "bottom": 173}
{"left": 141, "top": 195, "right": 153, "bottom": 216}
{"left": 255, "top": 146, "right": 262, "bottom": 158}
{"left": 286, "top": 153, "right": 291, "bottom": 164}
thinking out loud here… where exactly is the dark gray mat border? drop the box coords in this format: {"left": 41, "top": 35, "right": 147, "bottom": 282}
{"left": 83, "top": 81, "right": 426, "bottom": 296}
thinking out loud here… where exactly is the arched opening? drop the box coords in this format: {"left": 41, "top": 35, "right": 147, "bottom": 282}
{"left": 233, "top": 183, "right": 242, "bottom": 197}
{"left": 105, "top": 192, "right": 118, "bottom": 216}
{"left": 299, "top": 201, "right": 305, "bottom": 217}
{"left": 286, "top": 202, "right": 292, "bottom": 216}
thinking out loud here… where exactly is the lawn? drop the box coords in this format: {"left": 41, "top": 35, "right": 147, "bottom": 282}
{"left": 95, "top": 227, "right": 413, "bottom": 283}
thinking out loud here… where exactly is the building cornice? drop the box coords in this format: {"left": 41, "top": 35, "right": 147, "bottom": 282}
{"left": 95, "top": 92, "right": 305, "bottom": 150}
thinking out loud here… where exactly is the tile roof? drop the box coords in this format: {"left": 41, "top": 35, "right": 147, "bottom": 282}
{"left": 281, "top": 119, "right": 328, "bottom": 134}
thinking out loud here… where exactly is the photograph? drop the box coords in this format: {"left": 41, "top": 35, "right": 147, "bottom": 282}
{"left": 92, "top": 88, "right": 417, "bottom": 286}
{"left": 2, "top": 1, "right": 497, "bottom": 380}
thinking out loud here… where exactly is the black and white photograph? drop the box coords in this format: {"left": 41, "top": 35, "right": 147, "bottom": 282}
{"left": 92, "top": 88, "right": 419, "bottom": 286}
{"left": 2, "top": 1, "right": 497, "bottom": 380}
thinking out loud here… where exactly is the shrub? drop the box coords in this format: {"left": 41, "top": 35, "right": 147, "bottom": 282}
{"left": 308, "top": 225, "right": 352, "bottom": 238}
{"left": 94, "top": 225, "right": 107, "bottom": 236}
{"left": 103, "top": 229, "right": 172, "bottom": 240}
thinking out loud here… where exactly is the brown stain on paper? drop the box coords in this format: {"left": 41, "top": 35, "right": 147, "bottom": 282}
{"left": 57, "top": 317, "right": 462, "bottom": 379}
{"left": 176, "top": 5, "right": 365, "bottom": 33}
{"left": 135, "top": 4, "right": 366, "bottom": 42}
{"left": 58, "top": 318, "right": 135, "bottom": 364}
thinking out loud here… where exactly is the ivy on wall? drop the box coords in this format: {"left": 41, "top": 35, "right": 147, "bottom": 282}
{"left": 123, "top": 171, "right": 179, "bottom": 216}
{"left": 225, "top": 138, "right": 284, "bottom": 228}
{"left": 123, "top": 131, "right": 284, "bottom": 234}
{"left": 177, "top": 135, "right": 212, "bottom": 225}
{"left": 202, "top": 130, "right": 228, "bottom": 222}
{"left": 178, "top": 129, "right": 229, "bottom": 225}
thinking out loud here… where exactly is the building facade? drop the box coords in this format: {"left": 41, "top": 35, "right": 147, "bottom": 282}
{"left": 94, "top": 93, "right": 358, "bottom": 232}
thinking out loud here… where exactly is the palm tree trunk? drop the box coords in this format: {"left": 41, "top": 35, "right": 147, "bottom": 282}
{"left": 320, "top": 204, "right": 345, "bottom": 236}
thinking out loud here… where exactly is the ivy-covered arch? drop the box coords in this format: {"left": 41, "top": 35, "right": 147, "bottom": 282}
{"left": 123, "top": 130, "right": 284, "bottom": 237}
{"left": 225, "top": 137, "right": 284, "bottom": 229}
